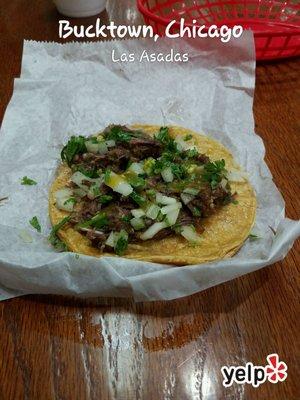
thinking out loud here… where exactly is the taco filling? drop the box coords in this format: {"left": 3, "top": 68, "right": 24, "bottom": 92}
{"left": 52, "top": 125, "right": 239, "bottom": 256}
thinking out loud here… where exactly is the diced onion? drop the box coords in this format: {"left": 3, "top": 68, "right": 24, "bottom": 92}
{"left": 130, "top": 217, "right": 145, "bottom": 231}
{"left": 106, "top": 140, "right": 116, "bottom": 148}
{"left": 161, "top": 202, "right": 181, "bottom": 215}
{"left": 183, "top": 188, "right": 199, "bottom": 195}
{"left": 140, "top": 222, "right": 168, "bottom": 240}
{"left": 71, "top": 171, "right": 89, "bottom": 192}
{"left": 105, "top": 231, "right": 115, "bottom": 247}
{"left": 227, "top": 169, "right": 247, "bottom": 182}
{"left": 161, "top": 167, "right": 174, "bottom": 183}
{"left": 73, "top": 188, "right": 86, "bottom": 198}
{"left": 56, "top": 199, "right": 74, "bottom": 212}
{"left": 220, "top": 178, "right": 228, "bottom": 189}
{"left": 55, "top": 188, "right": 75, "bottom": 212}
{"left": 146, "top": 204, "right": 160, "bottom": 220}
{"left": 55, "top": 188, "right": 73, "bottom": 198}
{"left": 128, "top": 162, "right": 144, "bottom": 175}
{"left": 71, "top": 172, "right": 102, "bottom": 191}
{"left": 19, "top": 229, "right": 33, "bottom": 243}
{"left": 87, "top": 185, "right": 99, "bottom": 200}
{"left": 156, "top": 193, "right": 177, "bottom": 205}
{"left": 181, "top": 225, "right": 201, "bottom": 243}
{"left": 180, "top": 193, "right": 194, "bottom": 205}
{"left": 98, "top": 142, "right": 108, "bottom": 155}
{"left": 131, "top": 209, "right": 145, "bottom": 218}
{"left": 175, "top": 136, "right": 197, "bottom": 151}
{"left": 106, "top": 171, "right": 133, "bottom": 196}
{"left": 71, "top": 172, "right": 88, "bottom": 189}
{"left": 165, "top": 208, "right": 180, "bottom": 226}
{"left": 115, "top": 182, "right": 133, "bottom": 196}
{"left": 85, "top": 140, "right": 99, "bottom": 154}
{"left": 175, "top": 137, "right": 187, "bottom": 151}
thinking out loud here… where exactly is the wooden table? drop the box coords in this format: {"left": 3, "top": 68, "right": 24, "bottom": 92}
{"left": 0, "top": 1, "right": 299, "bottom": 399}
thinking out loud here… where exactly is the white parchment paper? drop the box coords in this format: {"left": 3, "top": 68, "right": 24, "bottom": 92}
{"left": 0, "top": 34, "right": 299, "bottom": 301}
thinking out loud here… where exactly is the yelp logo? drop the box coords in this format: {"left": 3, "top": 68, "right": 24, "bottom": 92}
{"left": 265, "top": 354, "right": 288, "bottom": 383}
{"left": 221, "top": 353, "right": 288, "bottom": 388}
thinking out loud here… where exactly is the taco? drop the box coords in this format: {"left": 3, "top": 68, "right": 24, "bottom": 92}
{"left": 49, "top": 125, "right": 256, "bottom": 265}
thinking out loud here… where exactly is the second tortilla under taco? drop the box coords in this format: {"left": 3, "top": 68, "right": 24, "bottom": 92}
{"left": 49, "top": 125, "right": 256, "bottom": 265}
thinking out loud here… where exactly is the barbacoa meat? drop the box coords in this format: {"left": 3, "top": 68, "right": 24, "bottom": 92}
{"left": 59, "top": 125, "right": 234, "bottom": 255}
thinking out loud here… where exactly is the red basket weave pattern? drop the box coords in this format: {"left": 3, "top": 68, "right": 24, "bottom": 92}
{"left": 137, "top": 0, "right": 300, "bottom": 60}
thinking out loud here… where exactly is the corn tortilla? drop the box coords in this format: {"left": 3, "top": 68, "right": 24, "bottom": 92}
{"left": 49, "top": 125, "right": 256, "bottom": 265}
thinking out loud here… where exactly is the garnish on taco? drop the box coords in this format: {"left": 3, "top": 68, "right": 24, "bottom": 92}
{"left": 49, "top": 125, "right": 256, "bottom": 265}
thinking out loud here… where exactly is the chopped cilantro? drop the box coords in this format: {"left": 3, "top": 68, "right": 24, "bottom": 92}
{"left": 153, "top": 157, "right": 184, "bottom": 179}
{"left": 121, "top": 214, "right": 132, "bottom": 223}
{"left": 155, "top": 127, "right": 177, "bottom": 152}
{"left": 114, "top": 230, "right": 128, "bottom": 256}
{"left": 91, "top": 185, "right": 101, "bottom": 197}
{"left": 249, "top": 233, "right": 260, "bottom": 241}
{"left": 171, "top": 163, "right": 187, "bottom": 180}
{"left": 48, "top": 216, "right": 71, "bottom": 251}
{"left": 61, "top": 136, "right": 87, "bottom": 166}
{"left": 76, "top": 212, "right": 108, "bottom": 230}
{"left": 127, "top": 175, "right": 145, "bottom": 189}
{"left": 99, "top": 194, "right": 113, "bottom": 204}
{"left": 232, "top": 199, "right": 239, "bottom": 205}
{"left": 184, "top": 134, "right": 193, "bottom": 141}
{"left": 193, "top": 207, "right": 201, "bottom": 217}
{"left": 162, "top": 150, "right": 177, "bottom": 162}
{"left": 146, "top": 189, "right": 156, "bottom": 198}
{"left": 21, "top": 176, "right": 37, "bottom": 186}
{"left": 152, "top": 147, "right": 187, "bottom": 180}
{"left": 130, "top": 191, "right": 147, "bottom": 206}
{"left": 105, "top": 126, "right": 132, "bottom": 143}
{"left": 90, "top": 136, "right": 99, "bottom": 144}
{"left": 152, "top": 158, "right": 168, "bottom": 175}
{"left": 64, "top": 197, "right": 76, "bottom": 206}
{"left": 156, "top": 211, "right": 165, "bottom": 222}
{"left": 29, "top": 216, "right": 41, "bottom": 232}
{"left": 76, "top": 165, "right": 100, "bottom": 178}
{"left": 185, "top": 148, "right": 199, "bottom": 159}
{"left": 202, "top": 159, "right": 227, "bottom": 188}
{"left": 104, "top": 169, "right": 111, "bottom": 183}
{"left": 155, "top": 126, "right": 169, "bottom": 143}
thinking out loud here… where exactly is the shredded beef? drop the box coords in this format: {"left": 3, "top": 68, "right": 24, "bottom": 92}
{"left": 117, "top": 197, "right": 136, "bottom": 209}
{"left": 197, "top": 153, "right": 209, "bottom": 164}
{"left": 177, "top": 209, "right": 194, "bottom": 226}
{"left": 83, "top": 228, "right": 107, "bottom": 242}
{"left": 147, "top": 176, "right": 162, "bottom": 188}
{"left": 103, "top": 205, "right": 133, "bottom": 233}
{"left": 152, "top": 227, "right": 172, "bottom": 240}
{"left": 212, "top": 187, "right": 230, "bottom": 205}
{"left": 76, "top": 148, "right": 131, "bottom": 173}
{"left": 78, "top": 199, "right": 102, "bottom": 220}
{"left": 125, "top": 138, "right": 162, "bottom": 160}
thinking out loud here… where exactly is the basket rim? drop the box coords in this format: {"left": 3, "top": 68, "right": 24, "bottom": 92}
{"left": 137, "top": 0, "right": 300, "bottom": 36}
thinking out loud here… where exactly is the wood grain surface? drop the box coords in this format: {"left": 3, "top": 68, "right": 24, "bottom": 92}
{"left": 0, "top": 1, "right": 299, "bottom": 399}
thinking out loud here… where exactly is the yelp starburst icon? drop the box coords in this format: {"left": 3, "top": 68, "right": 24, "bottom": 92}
{"left": 266, "top": 353, "right": 288, "bottom": 383}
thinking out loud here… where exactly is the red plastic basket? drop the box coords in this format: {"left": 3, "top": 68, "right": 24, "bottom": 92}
{"left": 137, "top": 0, "right": 300, "bottom": 60}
